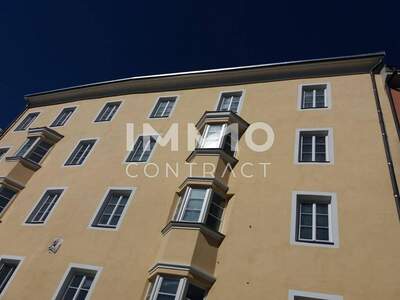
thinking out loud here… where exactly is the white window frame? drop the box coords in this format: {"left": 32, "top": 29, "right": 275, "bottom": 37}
{"left": 14, "top": 111, "right": 41, "bottom": 132}
{"left": 124, "top": 135, "right": 158, "bottom": 164}
{"left": 88, "top": 187, "right": 136, "bottom": 231}
{"left": 289, "top": 289, "right": 343, "bottom": 300}
{"left": 290, "top": 191, "right": 339, "bottom": 248}
{"left": 0, "top": 255, "right": 24, "bottom": 298}
{"left": 176, "top": 187, "right": 212, "bottom": 223}
{"left": 93, "top": 101, "right": 122, "bottom": 123}
{"left": 199, "top": 124, "right": 226, "bottom": 149}
{"left": 15, "top": 137, "right": 54, "bottom": 165}
{"left": 23, "top": 187, "right": 67, "bottom": 226}
{"left": 0, "top": 147, "right": 11, "bottom": 161}
{"left": 215, "top": 90, "right": 245, "bottom": 114}
{"left": 148, "top": 275, "right": 206, "bottom": 300}
{"left": 63, "top": 138, "right": 99, "bottom": 168}
{"left": 50, "top": 106, "right": 78, "bottom": 128}
{"left": 51, "top": 263, "right": 102, "bottom": 300}
{"left": 297, "top": 83, "right": 331, "bottom": 110}
{"left": 294, "top": 128, "right": 334, "bottom": 165}
{"left": 175, "top": 187, "right": 225, "bottom": 232}
{"left": 148, "top": 96, "right": 179, "bottom": 119}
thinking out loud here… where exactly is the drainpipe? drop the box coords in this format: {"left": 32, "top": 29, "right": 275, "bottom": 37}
{"left": 384, "top": 70, "right": 400, "bottom": 140}
{"left": 370, "top": 61, "right": 400, "bottom": 221}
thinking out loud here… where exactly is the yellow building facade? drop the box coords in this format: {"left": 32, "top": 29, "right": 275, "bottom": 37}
{"left": 0, "top": 53, "right": 399, "bottom": 299}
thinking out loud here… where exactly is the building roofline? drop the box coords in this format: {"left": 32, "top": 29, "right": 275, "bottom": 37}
{"left": 25, "top": 52, "right": 386, "bottom": 106}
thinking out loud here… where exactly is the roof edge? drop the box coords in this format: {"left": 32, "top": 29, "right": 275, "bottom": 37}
{"left": 25, "top": 52, "right": 386, "bottom": 106}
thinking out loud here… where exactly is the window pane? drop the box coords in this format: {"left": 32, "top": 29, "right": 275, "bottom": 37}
{"left": 65, "top": 140, "right": 96, "bottom": 166}
{"left": 316, "top": 204, "right": 328, "bottom": 214}
{"left": 316, "top": 215, "right": 329, "bottom": 227}
{"left": 0, "top": 263, "right": 17, "bottom": 294}
{"left": 95, "top": 102, "right": 121, "bottom": 122}
{"left": 182, "top": 210, "right": 201, "bottom": 222}
{"left": 82, "top": 276, "right": 94, "bottom": 289}
{"left": 186, "top": 283, "right": 206, "bottom": 300}
{"left": 70, "top": 274, "right": 84, "bottom": 288}
{"left": 76, "top": 290, "right": 88, "bottom": 300}
{"left": 299, "top": 227, "right": 312, "bottom": 239}
{"left": 300, "top": 214, "right": 312, "bottom": 226}
{"left": 201, "top": 125, "right": 223, "bottom": 148}
{"left": 159, "top": 278, "right": 179, "bottom": 294}
{"left": 316, "top": 228, "right": 329, "bottom": 240}
{"left": 63, "top": 288, "right": 78, "bottom": 300}
{"left": 15, "top": 112, "right": 39, "bottom": 131}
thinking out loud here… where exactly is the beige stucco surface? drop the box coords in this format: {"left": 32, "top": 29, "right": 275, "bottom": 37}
{"left": 0, "top": 73, "right": 399, "bottom": 299}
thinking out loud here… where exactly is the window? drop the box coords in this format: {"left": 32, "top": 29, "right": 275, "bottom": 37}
{"left": 14, "top": 137, "right": 53, "bottom": 165}
{"left": 198, "top": 124, "right": 235, "bottom": 155}
{"left": 299, "top": 84, "right": 330, "bottom": 109}
{"left": 15, "top": 112, "right": 40, "bottom": 131}
{"left": 175, "top": 187, "right": 225, "bottom": 232}
{"left": 147, "top": 276, "right": 206, "bottom": 300}
{"left": 0, "top": 148, "right": 10, "bottom": 161}
{"left": 51, "top": 107, "right": 76, "bottom": 127}
{"left": 0, "top": 186, "right": 17, "bottom": 215}
{"left": 26, "top": 189, "right": 64, "bottom": 224}
{"left": 126, "top": 135, "right": 157, "bottom": 163}
{"left": 217, "top": 91, "right": 243, "bottom": 113}
{"left": 297, "top": 129, "right": 333, "bottom": 164}
{"left": 0, "top": 257, "right": 22, "bottom": 296}
{"left": 289, "top": 289, "right": 343, "bottom": 300}
{"left": 53, "top": 265, "right": 101, "bottom": 300}
{"left": 94, "top": 102, "right": 121, "bottom": 122}
{"left": 150, "top": 97, "right": 177, "bottom": 118}
{"left": 290, "top": 192, "right": 339, "bottom": 248}
{"left": 65, "top": 139, "right": 97, "bottom": 166}
{"left": 90, "top": 189, "right": 134, "bottom": 229}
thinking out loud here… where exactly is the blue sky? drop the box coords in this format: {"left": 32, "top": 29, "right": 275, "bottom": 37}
{"left": 1, "top": 1, "right": 399, "bottom": 129}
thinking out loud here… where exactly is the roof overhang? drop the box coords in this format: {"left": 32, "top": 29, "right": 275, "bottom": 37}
{"left": 25, "top": 52, "right": 385, "bottom": 107}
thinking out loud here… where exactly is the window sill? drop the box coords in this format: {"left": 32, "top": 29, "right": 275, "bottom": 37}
{"left": 292, "top": 239, "right": 337, "bottom": 248}
{"left": 161, "top": 221, "right": 225, "bottom": 246}
{"left": 6, "top": 156, "right": 41, "bottom": 171}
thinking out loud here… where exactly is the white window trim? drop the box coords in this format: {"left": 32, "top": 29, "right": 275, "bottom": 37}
{"left": 290, "top": 191, "right": 339, "bottom": 248}
{"left": 215, "top": 89, "right": 245, "bottom": 114}
{"left": 0, "top": 255, "right": 24, "bottom": 299}
{"left": 199, "top": 124, "right": 226, "bottom": 149}
{"left": 62, "top": 138, "right": 99, "bottom": 168}
{"left": 88, "top": 187, "right": 136, "bottom": 231}
{"left": 51, "top": 263, "right": 102, "bottom": 300}
{"left": 0, "top": 146, "right": 12, "bottom": 161}
{"left": 297, "top": 83, "right": 332, "bottom": 110}
{"left": 23, "top": 187, "right": 67, "bottom": 226}
{"left": 123, "top": 135, "right": 159, "bottom": 164}
{"left": 294, "top": 128, "right": 334, "bottom": 165}
{"left": 50, "top": 106, "right": 78, "bottom": 128}
{"left": 14, "top": 111, "right": 41, "bottom": 132}
{"left": 289, "top": 289, "right": 343, "bottom": 300}
{"left": 148, "top": 95, "right": 179, "bottom": 119}
{"left": 92, "top": 101, "right": 123, "bottom": 123}
{"left": 176, "top": 187, "right": 212, "bottom": 223}
{"left": 149, "top": 275, "right": 187, "bottom": 300}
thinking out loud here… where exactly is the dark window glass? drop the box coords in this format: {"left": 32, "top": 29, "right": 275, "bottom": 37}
{"left": 150, "top": 97, "right": 176, "bottom": 118}
{"left": 65, "top": 140, "right": 96, "bottom": 166}
{"left": 26, "top": 190, "right": 63, "bottom": 224}
{"left": 0, "top": 187, "right": 17, "bottom": 214}
{"left": 95, "top": 102, "right": 121, "bottom": 122}
{"left": 0, "top": 260, "right": 19, "bottom": 294}
{"left": 217, "top": 92, "right": 242, "bottom": 113}
{"left": 51, "top": 107, "right": 76, "bottom": 127}
{"left": 15, "top": 112, "right": 40, "bottom": 131}
{"left": 126, "top": 136, "right": 157, "bottom": 162}
{"left": 92, "top": 190, "right": 131, "bottom": 228}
